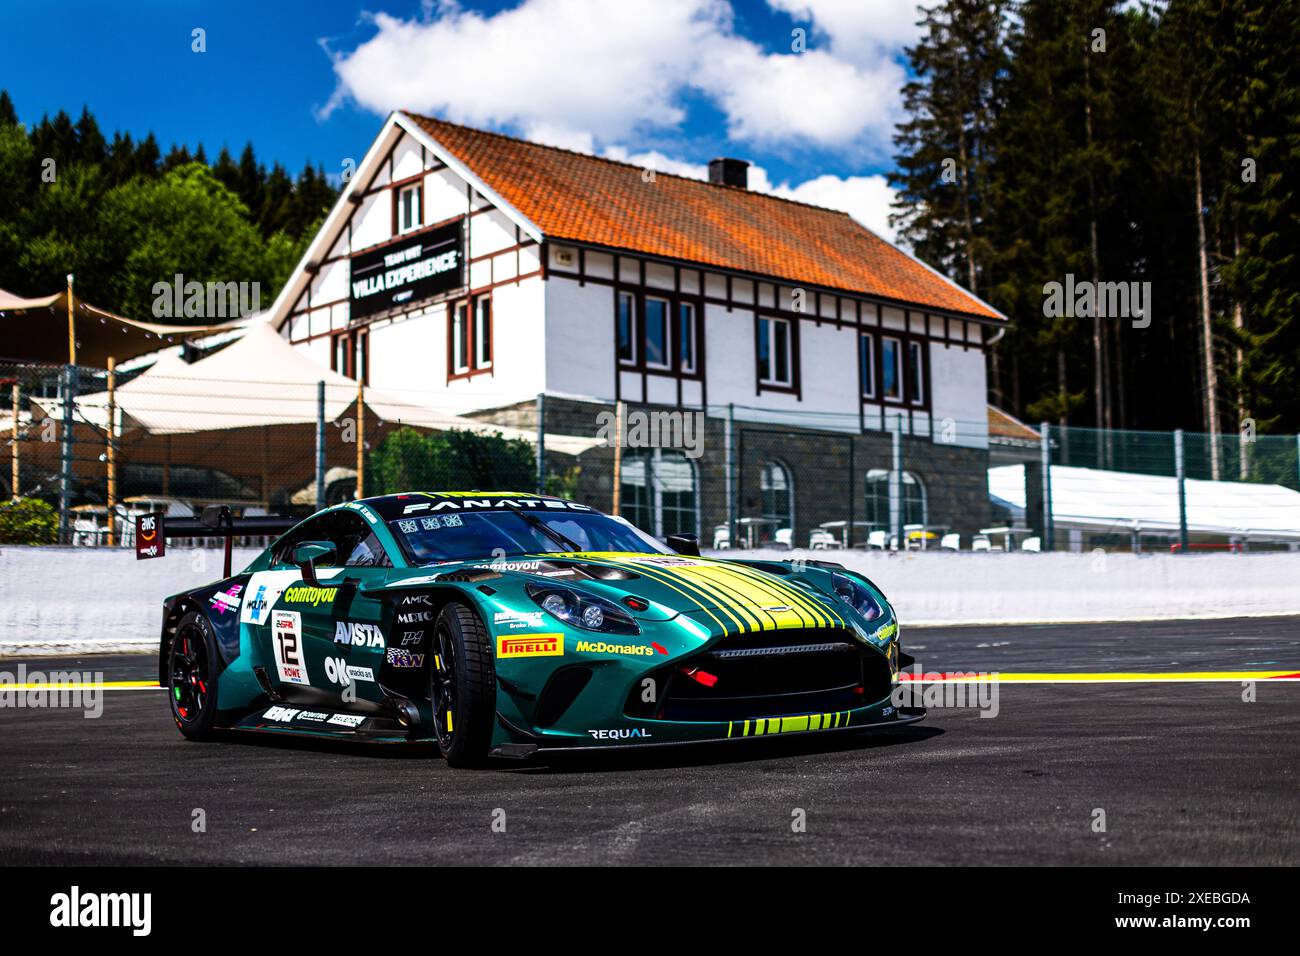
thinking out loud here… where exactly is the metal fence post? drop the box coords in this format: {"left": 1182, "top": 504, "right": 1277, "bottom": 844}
{"left": 106, "top": 358, "right": 117, "bottom": 546}
{"left": 1040, "top": 422, "right": 1053, "bottom": 551}
{"left": 1175, "top": 429, "right": 1189, "bottom": 552}
{"left": 725, "top": 403, "right": 736, "bottom": 543}
{"left": 58, "top": 363, "right": 77, "bottom": 544}
{"left": 535, "top": 392, "right": 546, "bottom": 495}
{"left": 9, "top": 380, "right": 19, "bottom": 500}
{"left": 891, "top": 414, "right": 903, "bottom": 549}
{"left": 315, "top": 380, "right": 326, "bottom": 512}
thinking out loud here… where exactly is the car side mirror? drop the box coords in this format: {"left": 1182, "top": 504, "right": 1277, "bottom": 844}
{"left": 666, "top": 533, "right": 700, "bottom": 557}
{"left": 292, "top": 540, "right": 336, "bottom": 586}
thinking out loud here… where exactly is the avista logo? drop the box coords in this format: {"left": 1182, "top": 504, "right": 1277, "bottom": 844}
{"left": 587, "top": 728, "right": 653, "bottom": 739}
{"left": 334, "top": 622, "right": 385, "bottom": 648}
{"left": 283, "top": 585, "right": 338, "bottom": 607}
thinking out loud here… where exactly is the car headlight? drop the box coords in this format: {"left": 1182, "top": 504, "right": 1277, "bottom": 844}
{"left": 526, "top": 584, "right": 641, "bottom": 635}
{"left": 830, "top": 572, "right": 883, "bottom": 621}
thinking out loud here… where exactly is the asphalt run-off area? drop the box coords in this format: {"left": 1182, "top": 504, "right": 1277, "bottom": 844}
{"left": 2, "top": 616, "right": 1297, "bottom": 865}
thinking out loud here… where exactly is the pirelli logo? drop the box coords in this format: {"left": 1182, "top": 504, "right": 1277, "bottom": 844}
{"left": 497, "top": 633, "right": 564, "bottom": 659}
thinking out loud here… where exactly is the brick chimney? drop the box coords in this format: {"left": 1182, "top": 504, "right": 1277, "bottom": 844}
{"left": 708, "top": 157, "right": 749, "bottom": 189}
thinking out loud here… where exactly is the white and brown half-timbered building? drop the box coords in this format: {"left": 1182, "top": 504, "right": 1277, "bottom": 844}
{"left": 267, "top": 112, "right": 1007, "bottom": 545}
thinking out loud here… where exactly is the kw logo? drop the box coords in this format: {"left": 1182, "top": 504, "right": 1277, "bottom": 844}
{"left": 497, "top": 634, "right": 563, "bottom": 659}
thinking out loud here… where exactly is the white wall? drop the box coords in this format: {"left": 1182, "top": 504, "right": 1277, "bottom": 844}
{"left": 545, "top": 276, "right": 616, "bottom": 400}
{"left": 7, "top": 547, "right": 1299, "bottom": 655}
{"left": 929, "top": 341, "right": 989, "bottom": 448}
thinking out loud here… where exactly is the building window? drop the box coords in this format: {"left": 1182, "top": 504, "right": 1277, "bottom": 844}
{"left": 449, "top": 295, "right": 492, "bottom": 377}
{"left": 864, "top": 468, "right": 928, "bottom": 533}
{"left": 644, "top": 296, "right": 670, "bottom": 369}
{"left": 397, "top": 183, "right": 421, "bottom": 234}
{"left": 881, "top": 336, "right": 902, "bottom": 401}
{"left": 760, "top": 460, "right": 794, "bottom": 531}
{"left": 330, "top": 328, "right": 369, "bottom": 384}
{"left": 451, "top": 302, "right": 470, "bottom": 374}
{"left": 678, "top": 302, "right": 697, "bottom": 373}
{"left": 617, "top": 291, "right": 636, "bottom": 364}
{"left": 620, "top": 449, "right": 698, "bottom": 538}
{"left": 859, "top": 333, "right": 875, "bottom": 398}
{"left": 758, "top": 316, "right": 793, "bottom": 386}
{"left": 475, "top": 296, "right": 492, "bottom": 368}
{"left": 614, "top": 290, "right": 701, "bottom": 375}
{"left": 908, "top": 340, "right": 924, "bottom": 404}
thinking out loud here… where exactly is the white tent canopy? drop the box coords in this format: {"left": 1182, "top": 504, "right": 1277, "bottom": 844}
{"left": 37, "top": 321, "right": 600, "bottom": 456}
{"left": 990, "top": 463, "right": 1300, "bottom": 542}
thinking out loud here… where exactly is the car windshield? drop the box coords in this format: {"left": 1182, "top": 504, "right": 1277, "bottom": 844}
{"left": 387, "top": 508, "right": 673, "bottom": 565}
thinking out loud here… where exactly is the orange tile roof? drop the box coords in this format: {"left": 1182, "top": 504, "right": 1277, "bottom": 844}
{"left": 988, "top": 405, "right": 1042, "bottom": 442}
{"left": 405, "top": 113, "right": 1004, "bottom": 322}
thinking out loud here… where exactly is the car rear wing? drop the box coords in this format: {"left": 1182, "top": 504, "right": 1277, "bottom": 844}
{"left": 136, "top": 505, "right": 300, "bottom": 577}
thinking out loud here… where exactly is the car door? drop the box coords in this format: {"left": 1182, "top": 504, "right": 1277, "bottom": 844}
{"left": 307, "top": 510, "right": 392, "bottom": 712}
{"left": 250, "top": 511, "right": 388, "bottom": 710}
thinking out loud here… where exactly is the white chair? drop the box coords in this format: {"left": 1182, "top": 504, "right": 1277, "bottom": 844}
{"left": 808, "top": 529, "right": 836, "bottom": 550}
{"left": 940, "top": 532, "right": 960, "bottom": 551}
{"left": 867, "top": 530, "right": 888, "bottom": 550}
{"left": 972, "top": 535, "right": 991, "bottom": 552}
{"left": 773, "top": 528, "right": 793, "bottom": 549}
{"left": 1021, "top": 536, "right": 1042, "bottom": 553}
{"left": 712, "top": 525, "right": 731, "bottom": 550}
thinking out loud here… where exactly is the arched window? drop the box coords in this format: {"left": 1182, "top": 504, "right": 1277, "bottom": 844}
{"left": 760, "top": 460, "right": 794, "bottom": 530}
{"left": 865, "top": 469, "right": 927, "bottom": 530}
{"left": 620, "top": 449, "right": 698, "bottom": 538}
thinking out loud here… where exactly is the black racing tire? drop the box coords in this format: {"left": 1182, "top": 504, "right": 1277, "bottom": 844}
{"left": 429, "top": 601, "right": 497, "bottom": 767}
{"left": 167, "top": 610, "right": 222, "bottom": 741}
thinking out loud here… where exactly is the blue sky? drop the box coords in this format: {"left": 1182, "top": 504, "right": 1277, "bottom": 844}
{"left": 1, "top": 0, "right": 935, "bottom": 238}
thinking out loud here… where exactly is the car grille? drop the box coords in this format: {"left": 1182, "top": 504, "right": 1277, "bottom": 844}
{"left": 625, "top": 628, "right": 892, "bottom": 723}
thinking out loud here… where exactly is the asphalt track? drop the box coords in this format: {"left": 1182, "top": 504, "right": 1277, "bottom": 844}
{"left": 2, "top": 616, "right": 1298, "bottom": 865}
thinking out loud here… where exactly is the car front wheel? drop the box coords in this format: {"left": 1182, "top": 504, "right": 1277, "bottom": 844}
{"left": 429, "top": 601, "right": 496, "bottom": 767}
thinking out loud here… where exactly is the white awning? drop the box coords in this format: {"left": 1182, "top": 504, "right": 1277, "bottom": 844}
{"left": 990, "top": 463, "right": 1300, "bottom": 541}
{"left": 34, "top": 321, "right": 601, "bottom": 456}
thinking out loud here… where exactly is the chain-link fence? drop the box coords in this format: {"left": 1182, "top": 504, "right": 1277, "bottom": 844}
{"left": 4, "top": 359, "right": 1299, "bottom": 553}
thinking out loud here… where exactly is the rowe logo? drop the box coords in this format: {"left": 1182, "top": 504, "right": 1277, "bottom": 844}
{"left": 496, "top": 634, "right": 563, "bottom": 659}
{"left": 334, "top": 622, "right": 385, "bottom": 648}
{"left": 50, "top": 886, "right": 151, "bottom": 936}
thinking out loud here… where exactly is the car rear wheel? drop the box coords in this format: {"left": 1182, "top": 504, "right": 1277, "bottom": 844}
{"left": 168, "top": 611, "right": 221, "bottom": 740}
{"left": 430, "top": 601, "right": 496, "bottom": 767}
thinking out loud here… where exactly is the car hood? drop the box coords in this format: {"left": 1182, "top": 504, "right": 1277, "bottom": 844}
{"left": 424, "top": 551, "right": 863, "bottom": 634}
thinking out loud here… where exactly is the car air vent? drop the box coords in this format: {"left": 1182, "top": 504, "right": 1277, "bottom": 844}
{"left": 711, "top": 642, "right": 852, "bottom": 660}
{"left": 571, "top": 564, "right": 640, "bottom": 581}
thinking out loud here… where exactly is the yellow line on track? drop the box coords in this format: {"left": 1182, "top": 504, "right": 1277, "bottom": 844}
{"left": 902, "top": 671, "right": 1299, "bottom": 683}
{"left": 2, "top": 680, "right": 161, "bottom": 691}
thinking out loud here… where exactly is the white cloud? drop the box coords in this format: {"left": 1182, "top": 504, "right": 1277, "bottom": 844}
{"left": 768, "top": 0, "right": 940, "bottom": 63}
{"left": 692, "top": 37, "right": 904, "bottom": 148}
{"left": 321, "top": 0, "right": 907, "bottom": 153}
{"left": 320, "top": 0, "right": 725, "bottom": 148}
{"left": 771, "top": 173, "right": 898, "bottom": 242}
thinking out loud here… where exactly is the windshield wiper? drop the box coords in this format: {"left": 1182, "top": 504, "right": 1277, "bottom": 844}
{"left": 503, "top": 504, "right": 582, "bottom": 553}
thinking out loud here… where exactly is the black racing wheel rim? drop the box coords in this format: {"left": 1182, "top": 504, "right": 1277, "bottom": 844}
{"left": 169, "top": 620, "right": 210, "bottom": 725}
{"left": 431, "top": 618, "right": 460, "bottom": 750}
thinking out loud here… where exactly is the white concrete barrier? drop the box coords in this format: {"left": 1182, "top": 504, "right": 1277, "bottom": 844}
{"left": 0, "top": 545, "right": 261, "bottom": 656}
{"left": 725, "top": 548, "right": 1300, "bottom": 626}
{"left": 1, "top": 545, "right": 1297, "bottom": 655}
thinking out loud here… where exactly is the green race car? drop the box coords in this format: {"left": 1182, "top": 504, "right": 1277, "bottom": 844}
{"left": 160, "top": 492, "right": 922, "bottom": 766}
